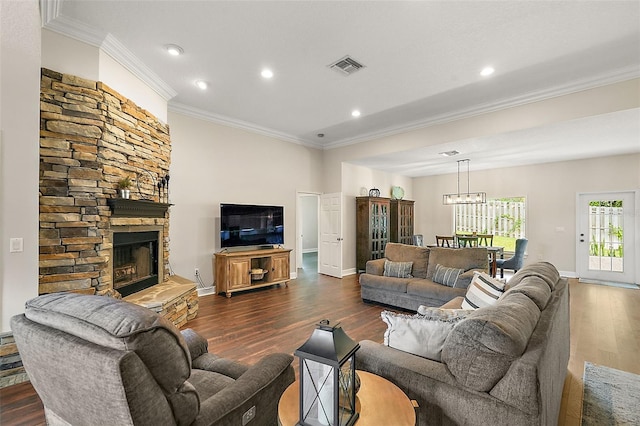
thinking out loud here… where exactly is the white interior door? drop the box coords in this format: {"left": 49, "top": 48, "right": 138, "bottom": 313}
{"left": 319, "top": 192, "right": 342, "bottom": 278}
{"left": 577, "top": 191, "right": 637, "bottom": 285}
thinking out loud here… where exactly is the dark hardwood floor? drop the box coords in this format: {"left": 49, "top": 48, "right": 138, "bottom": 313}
{"left": 1, "top": 265, "right": 639, "bottom": 426}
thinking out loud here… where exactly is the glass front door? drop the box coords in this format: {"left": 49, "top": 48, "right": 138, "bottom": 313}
{"left": 577, "top": 192, "right": 636, "bottom": 285}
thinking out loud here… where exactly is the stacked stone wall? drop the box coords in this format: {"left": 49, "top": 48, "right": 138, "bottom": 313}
{"left": 39, "top": 68, "right": 171, "bottom": 295}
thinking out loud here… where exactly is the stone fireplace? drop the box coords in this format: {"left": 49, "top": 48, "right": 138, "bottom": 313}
{"left": 38, "top": 68, "right": 197, "bottom": 326}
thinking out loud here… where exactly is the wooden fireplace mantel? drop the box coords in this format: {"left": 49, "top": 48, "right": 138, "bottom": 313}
{"left": 107, "top": 198, "right": 172, "bottom": 218}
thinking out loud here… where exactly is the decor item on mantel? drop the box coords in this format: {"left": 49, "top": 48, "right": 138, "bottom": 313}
{"left": 157, "top": 174, "right": 170, "bottom": 203}
{"left": 117, "top": 176, "right": 132, "bottom": 199}
{"left": 369, "top": 187, "right": 381, "bottom": 197}
{"left": 442, "top": 159, "right": 486, "bottom": 205}
{"left": 136, "top": 169, "right": 156, "bottom": 201}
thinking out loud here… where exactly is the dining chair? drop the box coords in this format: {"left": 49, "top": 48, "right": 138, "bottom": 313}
{"left": 413, "top": 234, "right": 424, "bottom": 246}
{"left": 497, "top": 238, "right": 529, "bottom": 278}
{"left": 455, "top": 233, "right": 478, "bottom": 247}
{"left": 435, "top": 235, "right": 455, "bottom": 247}
{"left": 477, "top": 234, "right": 494, "bottom": 246}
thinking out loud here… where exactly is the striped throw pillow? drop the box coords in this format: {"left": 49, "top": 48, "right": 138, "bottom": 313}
{"left": 383, "top": 260, "right": 413, "bottom": 278}
{"left": 432, "top": 263, "right": 464, "bottom": 287}
{"left": 461, "top": 272, "right": 506, "bottom": 309}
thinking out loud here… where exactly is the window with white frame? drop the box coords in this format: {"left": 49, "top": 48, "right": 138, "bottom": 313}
{"left": 454, "top": 197, "right": 526, "bottom": 252}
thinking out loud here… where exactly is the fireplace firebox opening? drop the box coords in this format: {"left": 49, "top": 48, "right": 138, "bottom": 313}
{"left": 113, "top": 231, "right": 159, "bottom": 297}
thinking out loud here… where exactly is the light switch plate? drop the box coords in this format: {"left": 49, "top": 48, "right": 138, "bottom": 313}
{"left": 10, "top": 238, "right": 23, "bottom": 253}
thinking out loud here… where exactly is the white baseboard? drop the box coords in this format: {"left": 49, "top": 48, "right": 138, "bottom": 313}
{"left": 342, "top": 268, "right": 357, "bottom": 277}
{"left": 290, "top": 271, "right": 298, "bottom": 280}
{"left": 197, "top": 286, "right": 216, "bottom": 297}
{"left": 302, "top": 248, "right": 318, "bottom": 254}
{"left": 559, "top": 270, "right": 578, "bottom": 278}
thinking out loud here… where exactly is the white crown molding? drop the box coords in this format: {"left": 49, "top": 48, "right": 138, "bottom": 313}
{"left": 101, "top": 34, "right": 177, "bottom": 101}
{"left": 41, "top": 7, "right": 105, "bottom": 47}
{"left": 324, "top": 66, "right": 640, "bottom": 150}
{"left": 40, "top": 4, "right": 176, "bottom": 101}
{"left": 168, "top": 102, "right": 324, "bottom": 149}
{"left": 40, "top": 0, "right": 63, "bottom": 27}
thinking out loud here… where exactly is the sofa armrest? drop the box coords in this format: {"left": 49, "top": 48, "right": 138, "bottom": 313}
{"left": 440, "top": 297, "right": 464, "bottom": 309}
{"left": 457, "top": 268, "right": 487, "bottom": 289}
{"left": 192, "top": 354, "right": 248, "bottom": 379}
{"left": 193, "top": 353, "right": 295, "bottom": 426}
{"left": 181, "top": 328, "right": 209, "bottom": 361}
{"left": 365, "top": 258, "right": 386, "bottom": 275}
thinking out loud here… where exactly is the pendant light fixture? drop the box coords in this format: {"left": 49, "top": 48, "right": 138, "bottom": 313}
{"left": 442, "top": 159, "right": 486, "bottom": 205}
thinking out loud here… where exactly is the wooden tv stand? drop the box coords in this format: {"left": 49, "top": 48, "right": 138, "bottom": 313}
{"left": 214, "top": 248, "right": 292, "bottom": 298}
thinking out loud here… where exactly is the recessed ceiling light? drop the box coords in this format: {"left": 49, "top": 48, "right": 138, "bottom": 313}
{"left": 317, "top": 133, "right": 325, "bottom": 138}
{"left": 261, "top": 69, "right": 274, "bottom": 79}
{"left": 165, "top": 44, "right": 184, "bottom": 56}
{"left": 351, "top": 110, "right": 361, "bottom": 118}
{"left": 480, "top": 66, "right": 495, "bottom": 77}
{"left": 195, "top": 80, "right": 208, "bottom": 90}
{"left": 439, "top": 150, "right": 460, "bottom": 157}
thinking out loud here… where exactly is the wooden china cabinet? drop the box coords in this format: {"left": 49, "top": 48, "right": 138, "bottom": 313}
{"left": 356, "top": 197, "right": 415, "bottom": 272}
{"left": 356, "top": 197, "right": 390, "bottom": 272}
{"left": 390, "top": 199, "right": 415, "bottom": 245}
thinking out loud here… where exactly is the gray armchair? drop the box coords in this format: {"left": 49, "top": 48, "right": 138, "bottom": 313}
{"left": 10, "top": 293, "right": 294, "bottom": 426}
{"left": 497, "top": 238, "right": 529, "bottom": 278}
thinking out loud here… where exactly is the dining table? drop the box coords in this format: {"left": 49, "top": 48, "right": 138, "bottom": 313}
{"left": 427, "top": 244, "right": 504, "bottom": 278}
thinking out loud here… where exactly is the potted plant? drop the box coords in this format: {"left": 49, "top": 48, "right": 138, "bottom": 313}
{"left": 117, "top": 176, "right": 132, "bottom": 199}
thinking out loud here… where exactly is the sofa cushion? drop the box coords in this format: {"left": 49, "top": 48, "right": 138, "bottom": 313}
{"left": 506, "top": 261, "right": 560, "bottom": 291}
{"left": 406, "top": 279, "right": 466, "bottom": 301}
{"left": 385, "top": 242, "right": 429, "bottom": 279}
{"left": 461, "top": 272, "right": 506, "bottom": 309}
{"left": 384, "top": 260, "right": 413, "bottom": 278}
{"left": 426, "top": 247, "right": 489, "bottom": 288}
{"left": 501, "top": 275, "right": 552, "bottom": 310}
{"left": 382, "top": 309, "right": 469, "bottom": 361}
{"left": 432, "top": 264, "right": 464, "bottom": 287}
{"left": 442, "top": 292, "right": 541, "bottom": 392}
{"left": 359, "top": 273, "right": 410, "bottom": 293}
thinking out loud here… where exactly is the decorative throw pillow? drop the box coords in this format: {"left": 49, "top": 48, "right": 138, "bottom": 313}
{"left": 383, "top": 260, "right": 413, "bottom": 278}
{"left": 381, "top": 309, "right": 469, "bottom": 361}
{"left": 461, "top": 271, "right": 506, "bottom": 309}
{"left": 432, "top": 263, "right": 464, "bottom": 287}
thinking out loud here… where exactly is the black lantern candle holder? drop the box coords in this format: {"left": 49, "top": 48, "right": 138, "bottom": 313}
{"left": 294, "top": 320, "right": 360, "bottom": 426}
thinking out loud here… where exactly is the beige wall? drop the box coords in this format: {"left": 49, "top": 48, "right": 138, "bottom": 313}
{"left": 414, "top": 153, "right": 640, "bottom": 275}
{"left": 1, "top": 0, "right": 41, "bottom": 332}
{"left": 167, "top": 112, "right": 324, "bottom": 287}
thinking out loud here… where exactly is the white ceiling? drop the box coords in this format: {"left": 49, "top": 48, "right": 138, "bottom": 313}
{"left": 45, "top": 1, "right": 640, "bottom": 176}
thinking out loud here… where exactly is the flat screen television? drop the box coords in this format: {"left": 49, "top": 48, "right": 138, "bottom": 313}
{"left": 220, "top": 203, "right": 284, "bottom": 248}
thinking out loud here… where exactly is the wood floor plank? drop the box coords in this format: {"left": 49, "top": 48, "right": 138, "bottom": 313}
{"left": 1, "top": 270, "right": 639, "bottom": 426}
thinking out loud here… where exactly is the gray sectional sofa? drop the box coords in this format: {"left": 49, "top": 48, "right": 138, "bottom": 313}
{"left": 360, "top": 243, "right": 490, "bottom": 310}
{"left": 356, "top": 262, "right": 570, "bottom": 426}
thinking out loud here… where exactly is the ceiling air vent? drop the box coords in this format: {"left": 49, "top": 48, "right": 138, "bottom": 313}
{"left": 328, "top": 55, "right": 365, "bottom": 76}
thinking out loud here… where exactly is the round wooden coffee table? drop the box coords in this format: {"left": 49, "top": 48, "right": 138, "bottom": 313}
{"left": 278, "top": 370, "right": 416, "bottom": 425}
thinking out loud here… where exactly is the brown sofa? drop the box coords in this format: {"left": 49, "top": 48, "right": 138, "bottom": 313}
{"left": 360, "top": 243, "right": 489, "bottom": 310}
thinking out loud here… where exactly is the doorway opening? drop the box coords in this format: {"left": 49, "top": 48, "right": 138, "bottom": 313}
{"left": 296, "top": 192, "right": 320, "bottom": 275}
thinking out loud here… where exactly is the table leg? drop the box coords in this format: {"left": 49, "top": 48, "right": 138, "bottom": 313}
{"left": 491, "top": 257, "right": 497, "bottom": 278}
